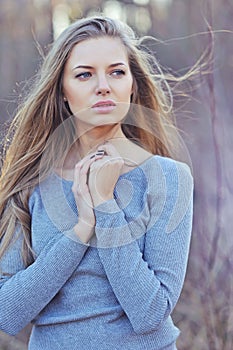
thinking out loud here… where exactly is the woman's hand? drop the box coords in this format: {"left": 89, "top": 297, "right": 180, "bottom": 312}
{"left": 88, "top": 143, "right": 124, "bottom": 207}
{"left": 72, "top": 152, "right": 104, "bottom": 243}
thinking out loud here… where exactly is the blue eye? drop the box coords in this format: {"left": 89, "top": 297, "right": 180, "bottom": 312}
{"left": 75, "top": 72, "right": 92, "bottom": 80}
{"left": 111, "top": 70, "right": 125, "bottom": 77}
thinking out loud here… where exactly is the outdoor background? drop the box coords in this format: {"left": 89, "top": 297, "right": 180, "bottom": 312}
{"left": 0, "top": 0, "right": 232, "bottom": 349}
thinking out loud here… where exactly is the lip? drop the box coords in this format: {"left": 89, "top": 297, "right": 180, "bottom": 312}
{"left": 91, "top": 100, "right": 116, "bottom": 114}
{"left": 91, "top": 100, "right": 116, "bottom": 108}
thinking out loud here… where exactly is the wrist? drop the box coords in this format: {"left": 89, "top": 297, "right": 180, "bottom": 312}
{"left": 73, "top": 220, "right": 95, "bottom": 244}
{"left": 92, "top": 195, "right": 114, "bottom": 207}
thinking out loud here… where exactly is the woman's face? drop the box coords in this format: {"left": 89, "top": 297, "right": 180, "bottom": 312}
{"left": 62, "top": 36, "right": 133, "bottom": 132}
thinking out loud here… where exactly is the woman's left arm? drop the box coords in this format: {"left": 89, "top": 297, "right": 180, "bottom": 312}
{"left": 94, "top": 159, "right": 193, "bottom": 335}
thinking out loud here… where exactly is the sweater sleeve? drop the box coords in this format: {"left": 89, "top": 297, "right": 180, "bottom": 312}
{"left": 0, "top": 230, "right": 88, "bottom": 335}
{"left": 94, "top": 159, "right": 193, "bottom": 334}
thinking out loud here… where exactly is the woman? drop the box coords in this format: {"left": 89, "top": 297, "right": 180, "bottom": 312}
{"left": 0, "top": 16, "right": 193, "bottom": 349}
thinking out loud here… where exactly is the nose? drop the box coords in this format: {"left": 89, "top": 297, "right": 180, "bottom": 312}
{"left": 95, "top": 75, "right": 111, "bottom": 95}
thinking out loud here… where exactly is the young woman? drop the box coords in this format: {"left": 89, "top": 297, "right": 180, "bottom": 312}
{"left": 0, "top": 16, "right": 193, "bottom": 350}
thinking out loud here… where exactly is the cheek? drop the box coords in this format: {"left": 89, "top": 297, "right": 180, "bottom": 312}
{"left": 119, "top": 80, "right": 133, "bottom": 100}
{"left": 64, "top": 87, "right": 86, "bottom": 108}
{"left": 126, "top": 77, "right": 134, "bottom": 98}
{"left": 63, "top": 80, "right": 83, "bottom": 99}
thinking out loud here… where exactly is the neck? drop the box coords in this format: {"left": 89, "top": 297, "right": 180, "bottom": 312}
{"left": 77, "top": 124, "right": 127, "bottom": 158}
{"left": 56, "top": 123, "right": 151, "bottom": 176}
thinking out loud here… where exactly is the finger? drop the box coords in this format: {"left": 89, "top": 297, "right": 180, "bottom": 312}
{"left": 72, "top": 161, "right": 81, "bottom": 192}
{"left": 90, "top": 149, "right": 105, "bottom": 159}
{"left": 89, "top": 155, "right": 109, "bottom": 172}
{"left": 73, "top": 152, "right": 105, "bottom": 194}
{"left": 72, "top": 157, "right": 90, "bottom": 194}
{"left": 95, "top": 142, "right": 121, "bottom": 158}
{"left": 73, "top": 163, "right": 93, "bottom": 207}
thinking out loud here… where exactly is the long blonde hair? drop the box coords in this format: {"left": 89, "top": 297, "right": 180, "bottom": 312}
{"left": 0, "top": 16, "right": 186, "bottom": 266}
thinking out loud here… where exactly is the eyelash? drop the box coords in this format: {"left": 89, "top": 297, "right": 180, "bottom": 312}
{"left": 75, "top": 69, "right": 126, "bottom": 80}
{"left": 111, "top": 69, "right": 125, "bottom": 76}
{"left": 75, "top": 72, "right": 92, "bottom": 79}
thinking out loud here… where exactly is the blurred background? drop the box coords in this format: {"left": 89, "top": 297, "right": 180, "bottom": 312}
{"left": 0, "top": 0, "right": 232, "bottom": 349}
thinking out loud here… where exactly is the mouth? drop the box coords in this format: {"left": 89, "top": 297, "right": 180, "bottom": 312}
{"left": 91, "top": 100, "right": 116, "bottom": 114}
{"left": 92, "top": 100, "right": 116, "bottom": 108}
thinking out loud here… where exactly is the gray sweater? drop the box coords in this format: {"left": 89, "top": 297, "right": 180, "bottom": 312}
{"left": 0, "top": 156, "right": 193, "bottom": 350}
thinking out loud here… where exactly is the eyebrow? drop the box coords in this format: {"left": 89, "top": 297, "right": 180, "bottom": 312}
{"left": 72, "top": 62, "right": 126, "bottom": 70}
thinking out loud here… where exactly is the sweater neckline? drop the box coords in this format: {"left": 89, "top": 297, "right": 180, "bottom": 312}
{"left": 52, "top": 155, "right": 157, "bottom": 184}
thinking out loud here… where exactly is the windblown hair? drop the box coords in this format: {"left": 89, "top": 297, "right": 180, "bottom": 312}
{"left": 0, "top": 16, "right": 186, "bottom": 266}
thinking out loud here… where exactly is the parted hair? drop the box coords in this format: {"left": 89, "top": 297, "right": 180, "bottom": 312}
{"left": 0, "top": 16, "right": 181, "bottom": 266}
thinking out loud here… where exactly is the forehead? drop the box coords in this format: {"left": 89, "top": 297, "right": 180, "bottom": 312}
{"left": 66, "top": 37, "right": 129, "bottom": 67}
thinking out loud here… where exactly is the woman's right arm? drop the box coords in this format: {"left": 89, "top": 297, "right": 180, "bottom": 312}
{"left": 0, "top": 152, "right": 101, "bottom": 335}
{"left": 0, "top": 227, "right": 89, "bottom": 336}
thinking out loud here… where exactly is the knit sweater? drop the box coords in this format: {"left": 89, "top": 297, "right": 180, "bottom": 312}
{"left": 0, "top": 155, "right": 193, "bottom": 350}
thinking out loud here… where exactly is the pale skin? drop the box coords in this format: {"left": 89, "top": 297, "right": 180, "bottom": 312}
{"left": 59, "top": 37, "right": 152, "bottom": 243}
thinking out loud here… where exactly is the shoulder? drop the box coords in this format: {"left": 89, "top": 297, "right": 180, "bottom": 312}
{"left": 144, "top": 155, "right": 193, "bottom": 190}
{"left": 28, "top": 184, "right": 40, "bottom": 215}
{"left": 144, "top": 156, "right": 194, "bottom": 233}
{"left": 28, "top": 173, "right": 58, "bottom": 215}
